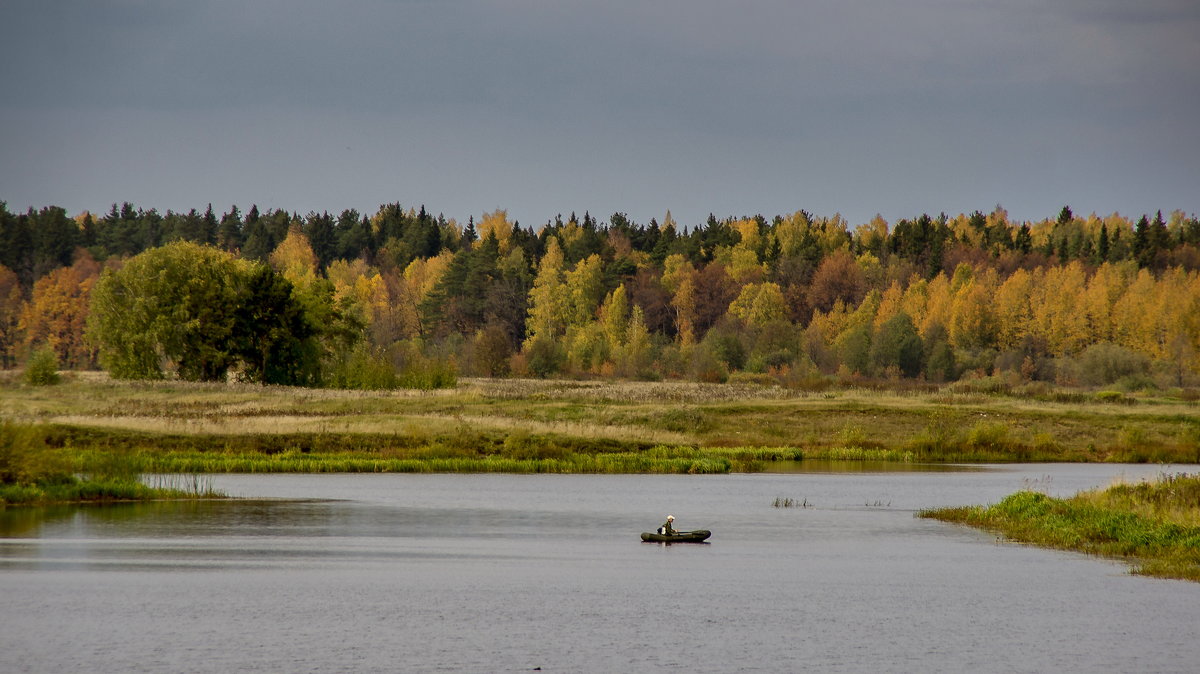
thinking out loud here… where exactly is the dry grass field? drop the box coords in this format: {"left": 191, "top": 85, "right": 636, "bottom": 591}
{"left": 2, "top": 372, "right": 1199, "bottom": 472}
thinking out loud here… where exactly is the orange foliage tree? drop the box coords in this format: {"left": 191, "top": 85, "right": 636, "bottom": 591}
{"left": 20, "top": 254, "right": 102, "bottom": 368}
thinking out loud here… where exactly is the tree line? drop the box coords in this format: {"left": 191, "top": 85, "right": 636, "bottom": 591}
{"left": 2, "top": 200, "right": 1198, "bottom": 388}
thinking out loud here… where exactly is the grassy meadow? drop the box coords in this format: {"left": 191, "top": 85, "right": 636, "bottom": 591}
{"left": 1, "top": 372, "right": 1197, "bottom": 479}
{"left": 921, "top": 472, "right": 1200, "bottom": 582}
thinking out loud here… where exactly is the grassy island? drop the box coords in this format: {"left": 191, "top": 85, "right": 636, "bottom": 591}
{"left": 921, "top": 473, "right": 1200, "bottom": 582}
{"left": 0, "top": 374, "right": 1197, "bottom": 477}
{"left": 0, "top": 420, "right": 220, "bottom": 507}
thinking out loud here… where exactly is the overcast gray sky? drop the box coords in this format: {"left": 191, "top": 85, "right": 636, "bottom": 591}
{"left": 2, "top": 0, "right": 1197, "bottom": 230}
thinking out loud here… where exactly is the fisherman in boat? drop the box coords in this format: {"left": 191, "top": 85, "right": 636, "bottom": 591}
{"left": 658, "top": 514, "right": 676, "bottom": 535}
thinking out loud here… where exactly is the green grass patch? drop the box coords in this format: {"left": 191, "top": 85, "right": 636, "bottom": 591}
{"left": 920, "top": 473, "right": 1200, "bottom": 582}
{"left": 135, "top": 450, "right": 731, "bottom": 475}
{"left": 0, "top": 419, "right": 224, "bottom": 507}
{"left": 0, "top": 475, "right": 220, "bottom": 507}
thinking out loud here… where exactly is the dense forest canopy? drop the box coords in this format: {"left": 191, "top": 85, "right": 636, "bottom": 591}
{"left": 2, "top": 200, "right": 1198, "bottom": 388}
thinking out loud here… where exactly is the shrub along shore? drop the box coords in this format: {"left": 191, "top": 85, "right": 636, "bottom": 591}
{"left": 920, "top": 473, "right": 1200, "bottom": 582}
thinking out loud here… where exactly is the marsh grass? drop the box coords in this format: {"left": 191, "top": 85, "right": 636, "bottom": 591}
{"left": 920, "top": 473, "right": 1200, "bottom": 582}
{"left": 2, "top": 375, "right": 1198, "bottom": 473}
{"left": 139, "top": 450, "right": 731, "bottom": 474}
{"left": 814, "top": 446, "right": 914, "bottom": 462}
{"left": 0, "top": 473, "right": 219, "bottom": 507}
{"left": 144, "top": 473, "right": 221, "bottom": 497}
{"left": 0, "top": 420, "right": 226, "bottom": 506}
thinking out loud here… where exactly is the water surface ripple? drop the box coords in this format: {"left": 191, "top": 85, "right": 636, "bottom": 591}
{"left": 2, "top": 465, "right": 1198, "bottom": 672}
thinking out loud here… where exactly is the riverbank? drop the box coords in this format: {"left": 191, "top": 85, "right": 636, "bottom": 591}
{"left": 0, "top": 478, "right": 220, "bottom": 507}
{"left": 920, "top": 473, "right": 1200, "bottom": 581}
{"left": 1, "top": 375, "right": 1197, "bottom": 474}
{"left": 0, "top": 419, "right": 222, "bottom": 507}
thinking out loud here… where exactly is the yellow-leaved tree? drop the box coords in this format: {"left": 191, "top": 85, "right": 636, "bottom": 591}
{"left": 564, "top": 254, "right": 605, "bottom": 327}
{"left": 916, "top": 273, "right": 953, "bottom": 340}
{"left": 1080, "top": 262, "right": 1136, "bottom": 345}
{"left": 476, "top": 210, "right": 514, "bottom": 253}
{"left": 727, "top": 282, "right": 787, "bottom": 327}
{"left": 1029, "top": 262, "right": 1089, "bottom": 356}
{"left": 327, "top": 259, "right": 392, "bottom": 343}
{"left": 992, "top": 268, "right": 1035, "bottom": 351}
{"left": 524, "top": 238, "right": 568, "bottom": 349}
{"left": 400, "top": 251, "right": 454, "bottom": 338}
{"left": 947, "top": 266, "right": 999, "bottom": 351}
{"left": 872, "top": 280, "right": 905, "bottom": 332}
{"left": 662, "top": 254, "right": 698, "bottom": 345}
{"left": 269, "top": 227, "right": 319, "bottom": 289}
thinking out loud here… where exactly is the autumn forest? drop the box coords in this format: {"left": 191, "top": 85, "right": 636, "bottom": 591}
{"left": 2, "top": 200, "right": 1199, "bottom": 390}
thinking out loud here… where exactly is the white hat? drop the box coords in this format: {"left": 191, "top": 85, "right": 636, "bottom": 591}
{"left": 666, "top": 515, "right": 675, "bottom": 521}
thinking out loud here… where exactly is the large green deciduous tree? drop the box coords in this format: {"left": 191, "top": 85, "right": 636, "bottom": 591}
{"left": 90, "top": 242, "right": 247, "bottom": 380}
{"left": 88, "top": 241, "right": 322, "bottom": 384}
{"left": 870, "top": 311, "right": 924, "bottom": 378}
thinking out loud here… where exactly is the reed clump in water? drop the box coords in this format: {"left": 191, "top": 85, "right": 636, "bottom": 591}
{"left": 920, "top": 472, "right": 1200, "bottom": 582}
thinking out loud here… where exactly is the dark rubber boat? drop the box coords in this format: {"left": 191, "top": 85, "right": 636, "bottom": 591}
{"left": 640, "top": 529, "right": 711, "bottom": 543}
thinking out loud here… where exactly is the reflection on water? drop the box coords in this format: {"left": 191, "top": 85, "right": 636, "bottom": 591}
{"left": 2, "top": 466, "right": 1199, "bottom": 673}
{"left": 0, "top": 500, "right": 340, "bottom": 572}
{"left": 759, "top": 459, "right": 984, "bottom": 473}
{"left": 0, "top": 499, "right": 336, "bottom": 539}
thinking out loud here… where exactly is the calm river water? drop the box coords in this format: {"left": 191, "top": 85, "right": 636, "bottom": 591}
{"left": 3, "top": 464, "right": 1199, "bottom": 673}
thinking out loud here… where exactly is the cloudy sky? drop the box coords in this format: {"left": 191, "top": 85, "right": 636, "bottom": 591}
{"left": 2, "top": 0, "right": 1197, "bottom": 230}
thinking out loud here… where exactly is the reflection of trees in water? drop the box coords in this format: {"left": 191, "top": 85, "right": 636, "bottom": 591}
{"left": 0, "top": 500, "right": 347, "bottom": 540}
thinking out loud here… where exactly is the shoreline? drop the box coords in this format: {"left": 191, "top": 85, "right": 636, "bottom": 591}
{"left": 920, "top": 473, "right": 1200, "bottom": 582}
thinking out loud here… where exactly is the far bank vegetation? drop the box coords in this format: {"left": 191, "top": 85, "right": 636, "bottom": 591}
{"left": 0, "top": 202, "right": 1198, "bottom": 394}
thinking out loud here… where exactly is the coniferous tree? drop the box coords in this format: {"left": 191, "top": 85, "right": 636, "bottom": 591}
{"left": 77, "top": 212, "right": 98, "bottom": 250}
{"left": 461, "top": 232, "right": 501, "bottom": 328}
{"left": 335, "top": 210, "right": 373, "bottom": 261}
{"left": 234, "top": 265, "right": 320, "bottom": 385}
{"left": 241, "top": 207, "right": 274, "bottom": 262}
{"left": 29, "top": 206, "right": 78, "bottom": 279}
{"left": 1057, "top": 205, "right": 1074, "bottom": 227}
{"left": 1014, "top": 224, "right": 1033, "bottom": 254}
{"left": 1133, "top": 215, "right": 1150, "bottom": 268}
{"left": 218, "top": 206, "right": 243, "bottom": 252}
{"left": 305, "top": 211, "right": 337, "bottom": 271}
{"left": 99, "top": 203, "right": 136, "bottom": 258}
{"left": 0, "top": 264, "right": 21, "bottom": 368}
{"left": 651, "top": 219, "right": 677, "bottom": 264}
{"left": 202, "top": 204, "right": 219, "bottom": 245}
{"left": 1149, "top": 210, "right": 1169, "bottom": 268}
{"left": 460, "top": 216, "right": 478, "bottom": 249}
{"left": 0, "top": 203, "right": 33, "bottom": 285}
